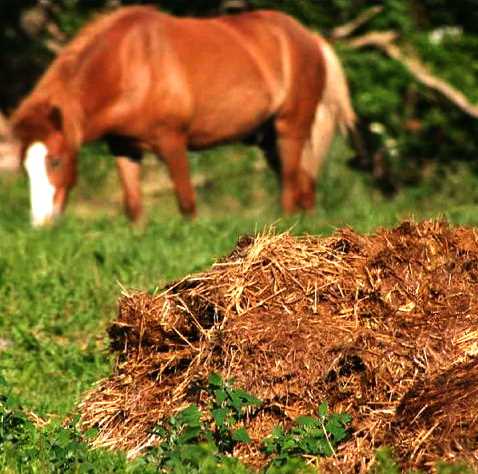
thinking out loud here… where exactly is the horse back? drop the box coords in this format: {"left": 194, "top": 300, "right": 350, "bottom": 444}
{"left": 157, "top": 10, "right": 324, "bottom": 147}
{"left": 247, "top": 11, "right": 326, "bottom": 125}
{"left": 80, "top": 8, "right": 325, "bottom": 146}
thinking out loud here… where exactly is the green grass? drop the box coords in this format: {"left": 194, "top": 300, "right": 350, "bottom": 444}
{"left": 1, "top": 139, "right": 477, "bottom": 472}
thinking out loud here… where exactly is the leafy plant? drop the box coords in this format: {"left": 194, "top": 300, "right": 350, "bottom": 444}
{"left": 146, "top": 376, "right": 351, "bottom": 472}
{"left": 263, "top": 402, "right": 352, "bottom": 467}
{"left": 0, "top": 374, "right": 31, "bottom": 448}
{"left": 207, "top": 372, "right": 262, "bottom": 450}
{"left": 147, "top": 373, "right": 262, "bottom": 471}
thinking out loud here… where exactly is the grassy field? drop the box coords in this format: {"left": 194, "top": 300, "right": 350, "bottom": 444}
{"left": 1, "top": 139, "right": 478, "bottom": 473}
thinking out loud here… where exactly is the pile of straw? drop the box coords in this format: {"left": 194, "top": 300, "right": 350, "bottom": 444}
{"left": 79, "top": 220, "right": 478, "bottom": 471}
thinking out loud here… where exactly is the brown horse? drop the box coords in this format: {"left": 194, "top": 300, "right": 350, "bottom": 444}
{"left": 11, "top": 6, "right": 354, "bottom": 226}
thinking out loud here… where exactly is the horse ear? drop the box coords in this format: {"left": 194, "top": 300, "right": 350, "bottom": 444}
{"left": 48, "top": 105, "right": 63, "bottom": 131}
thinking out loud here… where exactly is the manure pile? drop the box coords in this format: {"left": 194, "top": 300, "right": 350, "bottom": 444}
{"left": 79, "top": 220, "right": 478, "bottom": 472}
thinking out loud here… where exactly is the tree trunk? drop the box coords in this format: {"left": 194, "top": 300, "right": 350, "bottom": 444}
{"left": 0, "top": 111, "right": 20, "bottom": 172}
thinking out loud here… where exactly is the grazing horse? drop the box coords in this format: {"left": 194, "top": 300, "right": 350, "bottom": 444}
{"left": 11, "top": 6, "right": 355, "bottom": 226}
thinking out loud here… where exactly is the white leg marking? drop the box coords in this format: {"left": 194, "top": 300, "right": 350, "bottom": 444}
{"left": 24, "top": 142, "right": 56, "bottom": 227}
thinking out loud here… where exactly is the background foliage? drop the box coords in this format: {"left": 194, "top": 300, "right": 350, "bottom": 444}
{"left": 1, "top": 0, "right": 477, "bottom": 189}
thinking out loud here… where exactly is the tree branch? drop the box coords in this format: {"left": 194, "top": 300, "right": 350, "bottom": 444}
{"left": 347, "top": 31, "right": 478, "bottom": 119}
{"left": 0, "top": 111, "right": 12, "bottom": 139}
{"left": 0, "top": 111, "right": 20, "bottom": 172}
{"left": 331, "top": 6, "right": 383, "bottom": 40}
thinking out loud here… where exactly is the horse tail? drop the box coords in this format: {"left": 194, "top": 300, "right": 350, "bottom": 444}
{"left": 300, "top": 35, "right": 356, "bottom": 183}
{"left": 320, "top": 36, "right": 356, "bottom": 135}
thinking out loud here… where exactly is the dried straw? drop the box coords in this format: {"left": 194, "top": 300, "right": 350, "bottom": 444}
{"left": 79, "top": 220, "right": 478, "bottom": 472}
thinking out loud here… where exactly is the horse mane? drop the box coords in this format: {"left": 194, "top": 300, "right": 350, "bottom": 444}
{"left": 11, "top": 6, "right": 160, "bottom": 149}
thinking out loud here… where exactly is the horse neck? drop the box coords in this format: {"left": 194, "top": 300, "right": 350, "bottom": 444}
{"left": 60, "top": 99, "right": 84, "bottom": 152}
{"left": 31, "top": 57, "right": 85, "bottom": 150}
{"left": 47, "top": 87, "right": 84, "bottom": 151}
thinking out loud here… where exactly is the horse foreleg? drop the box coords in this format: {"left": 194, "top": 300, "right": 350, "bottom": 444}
{"left": 116, "top": 156, "right": 143, "bottom": 222}
{"left": 154, "top": 135, "right": 196, "bottom": 217}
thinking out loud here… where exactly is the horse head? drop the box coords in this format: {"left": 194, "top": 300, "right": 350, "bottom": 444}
{"left": 13, "top": 101, "right": 77, "bottom": 227}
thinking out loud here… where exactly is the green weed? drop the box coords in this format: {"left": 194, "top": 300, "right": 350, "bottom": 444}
{"left": 263, "top": 403, "right": 351, "bottom": 468}
{"left": 142, "top": 375, "right": 348, "bottom": 473}
{"left": 146, "top": 373, "right": 262, "bottom": 471}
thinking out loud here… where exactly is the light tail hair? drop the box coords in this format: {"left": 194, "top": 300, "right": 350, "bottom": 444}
{"left": 301, "top": 35, "right": 356, "bottom": 180}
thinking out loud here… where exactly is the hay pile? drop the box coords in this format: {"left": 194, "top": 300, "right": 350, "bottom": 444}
{"left": 79, "top": 220, "right": 478, "bottom": 471}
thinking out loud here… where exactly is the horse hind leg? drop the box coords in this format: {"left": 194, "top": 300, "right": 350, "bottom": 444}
{"left": 275, "top": 132, "right": 307, "bottom": 213}
{"left": 274, "top": 112, "right": 314, "bottom": 213}
{"left": 298, "top": 102, "right": 337, "bottom": 210}
{"left": 253, "top": 120, "right": 316, "bottom": 211}
{"left": 297, "top": 153, "right": 316, "bottom": 210}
